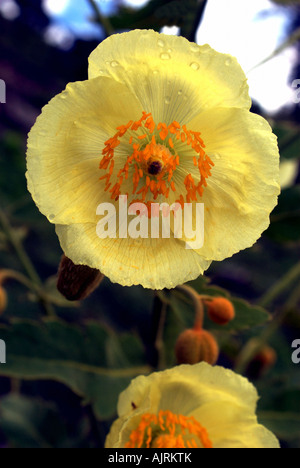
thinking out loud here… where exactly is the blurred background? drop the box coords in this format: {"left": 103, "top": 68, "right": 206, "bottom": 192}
{"left": 0, "top": 0, "right": 300, "bottom": 449}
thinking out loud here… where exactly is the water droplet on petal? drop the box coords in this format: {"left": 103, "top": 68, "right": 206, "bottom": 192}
{"left": 200, "top": 44, "right": 211, "bottom": 53}
{"left": 214, "top": 154, "right": 221, "bottom": 160}
{"left": 111, "top": 61, "right": 119, "bottom": 67}
{"left": 153, "top": 70, "right": 159, "bottom": 75}
{"left": 190, "top": 45, "right": 199, "bottom": 53}
{"left": 225, "top": 58, "right": 232, "bottom": 66}
{"left": 160, "top": 53, "right": 171, "bottom": 60}
{"left": 165, "top": 96, "right": 171, "bottom": 105}
{"left": 158, "top": 39, "right": 165, "bottom": 47}
{"left": 178, "top": 90, "right": 183, "bottom": 96}
{"left": 167, "top": 48, "right": 172, "bottom": 53}
{"left": 190, "top": 62, "right": 199, "bottom": 71}
{"left": 49, "top": 214, "right": 55, "bottom": 221}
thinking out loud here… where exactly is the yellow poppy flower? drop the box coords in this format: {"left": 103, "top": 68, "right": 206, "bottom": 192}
{"left": 105, "top": 362, "right": 279, "bottom": 449}
{"left": 26, "top": 30, "right": 280, "bottom": 289}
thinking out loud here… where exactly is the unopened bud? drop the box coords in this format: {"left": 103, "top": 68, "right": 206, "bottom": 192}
{"left": 57, "top": 255, "right": 104, "bottom": 301}
{"left": 175, "top": 329, "right": 219, "bottom": 366}
{"left": 0, "top": 287, "right": 7, "bottom": 315}
{"left": 205, "top": 297, "right": 235, "bottom": 325}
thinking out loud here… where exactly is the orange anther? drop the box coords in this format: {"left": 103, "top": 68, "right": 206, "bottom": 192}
{"left": 99, "top": 110, "right": 213, "bottom": 205}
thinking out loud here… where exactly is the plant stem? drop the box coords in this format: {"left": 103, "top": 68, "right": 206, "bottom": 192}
{"left": 176, "top": 284, "right": 204, "bottom": 329}
{"left": 154, "top": 298, "right": 167, "bottom": 371}
{"left": 235, "top": 262, "right": 300, "bottom": 374}
{"left": 87, "top": 0, "right": 114, "bottom": 37}
{"left": 186, "top": 0, "right": 208, "bottom": 42}
{"left": 0, "top": 208, "right": 56, "bottom": 317}
{"left": 234, "top": 307, "right": 289, "bottom": 375}
{"left": 0, "top": 208, "right": 41, "bottom": 286}
{"left": 258, "top": 261, "right": 300, "bottom": 308}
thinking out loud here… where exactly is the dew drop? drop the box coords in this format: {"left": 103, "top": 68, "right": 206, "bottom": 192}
{"left": 49, "top": 214, "right": 55, "bottom": 221}
{"left": 110, "top": 61, "right": 119, "bottom": 67}
{"left": 225, "top": 58, "right": 232, "bottom": 66}
{"left": 160, "top": 53, "right": 171, "bottom": 60}
{"left": 165, "top": 96, "right": 171, "bottom": 105}
{"left": 167, "top": 48, "right": 172, "bottom": 53}
{"left": 158, "top": 39, "right": 165, "bottom": 47}
{"left": 153, "top": 70, "right": 159, "bottom": 75}
{"left": 190, "top": 62, "right": 199, "bottom": 71}
{"left": 200, "top": 44, "right": 211, "bottom": 53}
{"left": 214, "top": 154, "right": 221, "bottom": 160}
{"left": 178, "top": 89, "right": 183, "bottom": 96}
{"left": 190, "top": 45, "right": 199, "bottom": 53}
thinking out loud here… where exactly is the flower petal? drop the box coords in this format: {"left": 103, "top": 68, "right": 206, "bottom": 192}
{"left": 106, "top": 363, "right": 279, "bottom": 448}
{"left": 55, "top": 222, "right": 211, "bottom": 290}
{"left": 88, "top": 30, "right": 251, "bottom": 126}
{"left": 26, "top": 76, "right": 143, "bottom": 224}
{"left": 184, "top": 107, "right": 280, "bottom": 260}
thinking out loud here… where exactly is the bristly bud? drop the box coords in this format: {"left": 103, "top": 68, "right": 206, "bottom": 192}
{"left": 175, "top": 329, "right": 219, "bottom": 366}
{"left": 57, "top": 255, "right": 104, "bottom": 301}
{"left": 0, "top": 287, "right": 7, "bottom": 315}
{"left": 205, "top": 297, "right": 235, "bottom": 325}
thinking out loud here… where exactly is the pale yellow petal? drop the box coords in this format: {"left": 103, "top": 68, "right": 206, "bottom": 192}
{"left": 105, "top": 363, "right": 279, "bottom": 449}
{"left": 182, "top": 107, "right": 280, "bottom": 261}
{"left": 26, "top": 76, "right": 143, "bottom": 224}
{"left": 212, "top": 422, "right": 280, "bottom": 448}
{"left": 55, "top": 222, "right": 211, "bottom": 290}
{"left": 88, "top": 30, "right": 251, "bottom": 126}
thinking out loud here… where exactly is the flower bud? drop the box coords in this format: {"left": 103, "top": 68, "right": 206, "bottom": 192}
{"left": 57, "top": 255, "right": 104, "bottom": 301}
{"left": 206, "top": 297, "right": 235, "bottom": 325}
{"left": 0, "top": 287, "right": 7, "bottom": 315}
{"left": 175, "top": 329, "right": 219, "bottom": 366}
{"left": 247, "top": 346, "right": 277, "bottom": 379}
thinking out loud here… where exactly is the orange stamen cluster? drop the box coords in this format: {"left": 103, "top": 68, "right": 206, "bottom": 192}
{"left": 125, "top": 410, "right": 213, "bottom": 449}
{"left": 99, "top": 111, "right": 214, "bottom": 207}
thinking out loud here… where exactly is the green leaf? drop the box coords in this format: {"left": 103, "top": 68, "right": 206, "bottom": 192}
{"left": 266, "top": 186, "right": 300, "bottom": 243}
{"left": 159, "top": 278, "right": 270, "bottom": 366}
{"left": 190, "top": 277, "right": 270, "bottom": 331}
{"left": 167, "top": 278, "right": 270, "bottom": 333}
{"left": 0, "top": 394, "right": 70, "bottom": 448}
{"left": 258, "top": 411, "right": 300, "bottom": 441}
{"left": 273, "top": 124, "right": 300, "bottom": 160}
{"left": 0, "top": 319, "right": 149, "bottom": 420}
{"left": 214, "top": 298, "right": 270, "bottom": 332}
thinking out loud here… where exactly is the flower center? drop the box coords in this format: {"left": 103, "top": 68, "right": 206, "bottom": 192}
{"left": 125, "top": 410, "right": 213, "bottom": 449}
{"left": 99, "top": 111, "right": 214, "bottom": 208}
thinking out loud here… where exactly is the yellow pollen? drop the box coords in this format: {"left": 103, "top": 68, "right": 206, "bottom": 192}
{"left": 125, "top": 410, "right": 213, "bottom": 449}
{"left": 99, "top": 111, "right": 214, "bottom": 206}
